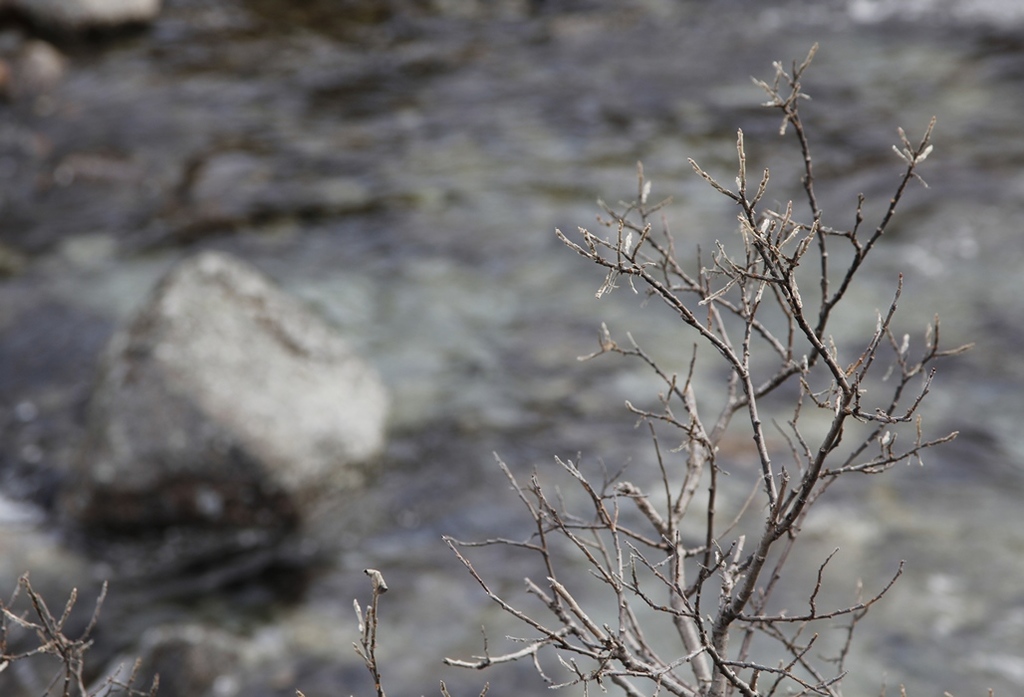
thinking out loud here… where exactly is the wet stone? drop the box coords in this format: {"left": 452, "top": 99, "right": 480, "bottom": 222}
{"left": 63, "top": 250, "right": 389, "bottom": 533}
{"left": 10, "top": 0, "right": 161, "bottom": 33}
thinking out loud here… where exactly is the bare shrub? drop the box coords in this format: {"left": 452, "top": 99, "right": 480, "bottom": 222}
{"left": 436, "top": 44, "right": 970, "bottom": 697}
{"left": 0, "top": 574, "right": 156, "bottom": 697}
{"left": 1, "top": 43, "right": 969, "bottom": 697}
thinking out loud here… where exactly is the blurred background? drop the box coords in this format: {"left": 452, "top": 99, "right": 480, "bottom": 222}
{"left": 1, "top": 0, "right": 1023, "bottom": 695}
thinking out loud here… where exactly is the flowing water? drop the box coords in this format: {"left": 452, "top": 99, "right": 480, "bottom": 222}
{"left": 2, "top": 1, "right": 1024, "bottom": 695}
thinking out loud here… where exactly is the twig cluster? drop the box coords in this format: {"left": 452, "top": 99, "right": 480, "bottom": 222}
{"left": 349, "top": 569, "right": 390, "bottom": 697}
{"left": 0, "top": 574, "right": 156, "bottom": 697}
{"left": 441, "top": 44, "right": 969, "bottom": 697}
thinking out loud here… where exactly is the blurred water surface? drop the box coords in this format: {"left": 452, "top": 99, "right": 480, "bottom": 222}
{"left": 1, "top": 1, "right": 1024, "bottom": 695}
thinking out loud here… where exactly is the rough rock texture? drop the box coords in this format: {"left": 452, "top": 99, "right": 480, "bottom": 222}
{"left": 9, "top": 0, "right": 161, "bottom": 31}
{"left": 64, "top": 250, "right": 388, "bottom": 532}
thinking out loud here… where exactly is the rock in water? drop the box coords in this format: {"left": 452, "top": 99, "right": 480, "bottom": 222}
{"left": 10, "top": 0, "right": 161, "bottom": 31}
{"left": 64, "top": 250, "right": 389, "bottom": 532}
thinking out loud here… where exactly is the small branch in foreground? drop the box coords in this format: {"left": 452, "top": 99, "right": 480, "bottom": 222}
{"left": 352, "top": 569, "right": 390, "bottom": 697}
{"left": 0, "top": 574, "right": 156, "bottom": 697}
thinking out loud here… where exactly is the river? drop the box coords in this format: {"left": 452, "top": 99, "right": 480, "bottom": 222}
{"left": 1, "top": 1, "right": 1023, "bottom": 695}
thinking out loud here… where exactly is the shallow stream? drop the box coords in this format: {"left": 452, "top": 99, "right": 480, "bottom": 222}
{"left": 2, "top": 1, "right": 1024, "bottom": 695}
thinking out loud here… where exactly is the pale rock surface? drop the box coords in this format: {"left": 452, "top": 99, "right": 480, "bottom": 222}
{"left": 12, "top": 39, "right": 65, "bottom": 97}
{"left": 64, "top": 250, "right": 389, "bottom": 531}
{"left": 9, "top": 0, "right": 160, "bottom": 31}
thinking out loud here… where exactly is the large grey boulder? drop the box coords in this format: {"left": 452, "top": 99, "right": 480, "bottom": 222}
{"left": 64, "top": 250, "right": 388, "bottom": 532}
{"left": 8, "top": 0, "right": 161, "bottom": 31}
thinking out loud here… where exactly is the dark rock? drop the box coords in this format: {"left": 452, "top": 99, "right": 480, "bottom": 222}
{"left": 63, "top": 250, "right": 389, "bottom": 533}
{"left": 177, "top": 150, "right": 375, "bottom": 236}
{"left": 0, "top": 241, "right": 28, "bottom": 277}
